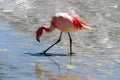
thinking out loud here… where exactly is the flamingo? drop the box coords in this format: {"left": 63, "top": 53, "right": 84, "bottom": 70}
{"left": 36, "top": 13, "right": 94, "bottom": 55}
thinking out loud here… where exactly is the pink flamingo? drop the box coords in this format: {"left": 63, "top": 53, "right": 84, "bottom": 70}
{"left": 36, "top": 13, "right": 94, "bottom": 55}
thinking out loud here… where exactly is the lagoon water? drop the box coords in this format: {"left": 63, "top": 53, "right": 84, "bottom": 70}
{"left": 0, "top": 0, "right": 120, "bottom": 80}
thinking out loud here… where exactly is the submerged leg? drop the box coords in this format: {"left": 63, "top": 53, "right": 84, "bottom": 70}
{"left": 43, "top": 32, "right": 62, "bottom": 54}
{"left": 68, "top": 32, "right": 74, "bottom": 56}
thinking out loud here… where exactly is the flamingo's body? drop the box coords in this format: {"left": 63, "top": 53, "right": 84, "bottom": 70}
{"left": 36, "top": 13, "right": 94, "bottom": 55}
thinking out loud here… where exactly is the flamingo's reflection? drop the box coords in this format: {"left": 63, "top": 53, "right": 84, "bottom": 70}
{"left": 35, "top": 55, "right": 93, "bottom": 80}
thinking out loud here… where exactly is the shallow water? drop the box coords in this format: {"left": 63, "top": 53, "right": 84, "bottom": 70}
{"left": 0, "top": 0, "right": 120, "bottom": 80}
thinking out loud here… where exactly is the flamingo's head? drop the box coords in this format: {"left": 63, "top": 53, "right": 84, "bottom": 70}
{"left": 36, "top": 26, "right": 44, "bottom": 42}
{"left": 36, "top": 25, "right": 50, "bottom": 42}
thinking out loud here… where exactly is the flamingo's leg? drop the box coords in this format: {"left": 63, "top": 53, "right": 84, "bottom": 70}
{"left": 43, "top": 32, "right": 62, "bottom": 54}
{"left": 68, "top": 32, "right": 75, "bottom": 56}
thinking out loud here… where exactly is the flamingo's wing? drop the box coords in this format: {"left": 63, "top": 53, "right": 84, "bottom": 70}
{"left": 68, "top": 14, "right": 88, "bottom": 29}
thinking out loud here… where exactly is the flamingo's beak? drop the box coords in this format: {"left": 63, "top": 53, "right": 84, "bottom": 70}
{"left": 36, "top": 27, "right": 41, "bottom": 42}
{"left": 36, "top": 33, "right": 40, "bottom": 42}
{"left": 36, "top": 36, "right": 40, "bottom": 42}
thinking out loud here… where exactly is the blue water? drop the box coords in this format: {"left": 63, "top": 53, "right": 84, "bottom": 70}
{"left": 0, "top": 0, "right": 120, "bottom": 80}
{"left": 0, "top": 18, "right": 120, "bottom": 80}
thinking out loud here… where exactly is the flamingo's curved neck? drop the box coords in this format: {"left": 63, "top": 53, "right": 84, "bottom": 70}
{"left": 41, "top": 26, "right": 50, "bottom": 32}
{"left": 36, "top": 26, "right": 55, "bottom": 42}
{"left": 40, "top": 25, "right": 55, "bottom": 33}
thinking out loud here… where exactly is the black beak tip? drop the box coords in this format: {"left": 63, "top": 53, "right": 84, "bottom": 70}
{"left": 36, "top": 38, "right": 40, "bottom": 42}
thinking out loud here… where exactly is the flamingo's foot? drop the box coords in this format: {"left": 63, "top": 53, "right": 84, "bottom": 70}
{"left": 42, "top": 51, "right": 47, "bottom": 53}
{"left": 43, "top": 52, "right": 49, "bottom": 56}
{"left": 68, "top": 52, "right": 76, "bottom": 56}
{"left": 38, "top": 51, "right": 48, "bottom": 56}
